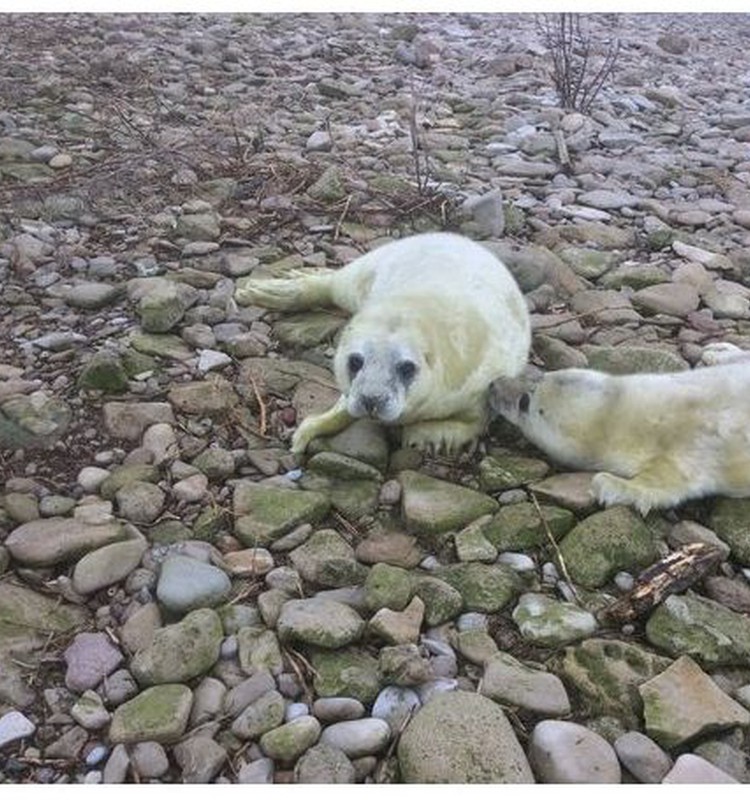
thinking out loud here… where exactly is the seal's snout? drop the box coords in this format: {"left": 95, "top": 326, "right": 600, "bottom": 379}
{"left": 361, "top": 394, "right": 385, "bottom": 416}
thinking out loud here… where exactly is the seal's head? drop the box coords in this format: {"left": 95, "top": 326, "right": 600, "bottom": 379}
{"left": 334, "top": 332, "right": 424, "bottom": 423}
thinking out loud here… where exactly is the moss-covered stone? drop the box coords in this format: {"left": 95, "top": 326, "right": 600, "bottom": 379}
{"left": 289, "top": 528, "right": 367, "bottom": 588}
{"left": 260, "top": 715, "right": 321, "bottom": 762}
{"left": 364, "top": 563, "right": 414, "bottom": 611}
{"left": 77, "top": 350, "right": 129, "bottom": 393}
{"left": 109, "top": 684, "right": 193, "bottom": 744}
{"left": 130, "top": 332, "right": 194, "bottom": 362}
{"left": 554, "top": 638, "right": 673, "bottom": 727}
{"left": 99, "top": 464, "right": 160, "bottom": 501}
{"left": 558, "top": 506, "right": 660, "bottom": 588}
{"left": 478, "top": 454, "right": 549, "bottom": 493}
{"left": 436, "top": 562, "right": 521, "bottom": 613}
{"left": 512, "top": 592, "right": 597, "bottom": 647}
{"left": 400, "top": 470, "right": 498, "bottom": 540}
{"left": 311, "top": 648, "right": 381, "bottom": 704}
{"left": 277, "top": 598, "right": 365, "bottom": 648}
{"left": 412, "top": 576, "right": 464, "bottom": 626}
{"left": 558, "top": 246, "right": 621, "bottom": 280}
{"left": 481, "top": 502, "right": 576, "bottom": 551}
{"left": 130, "top": 608, "right": 223, "bottom": 685}
{"left": 311, "top": 418, "right": 389, "bottom": 472}
{"left": 237, "top": 626, "right": 284, "bottom": 675}
{"left": 274, "top": 311, "right": 345, "bottom": 348}
{"left": 398, "top": 691, "right": 534, "bottom": 783}
{"left": 454, "top": 517, "right": 498, "bottom": 562}
{"left": 234, "top": 483, "right": 330, "bottom": 547}
{"left": 708, "top": 498, "right": 750, "bottom": 565}
{"left": 646, "top": 592, "right": 750, "bottom": 667}
{"left": 581, "top": 346, "right": 688, "bottom": 375}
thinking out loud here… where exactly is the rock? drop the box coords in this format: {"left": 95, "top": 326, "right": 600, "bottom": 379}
{"left": 312, "top": 648, "right": 381, "bottom": 705}
{"left": 578, "top": 189, "right": 639, "bottom": 210}
{"left": 412, "top": 576, "right": 464, "bottom": 626}
{"left": 71, "top": 689, "right": 111, "bottom": 730}
{"left": 582, "top": 345, "right": 688, "bottom": 375}
{"left": 237, "top": 626, "right": 284, "bottom": 675}
{"left": 529, "top": 720, "right": 621, "bottom": 783}
{"left": 481, "top": 651, "right": 571, "bottom": 715}
{"left": 312, "top": 697, "right": 366, "bottom": 723}
{"left": 307, "top": 165, "right": 346, "bottom": 203}
{"left": 559, "top": 507, "right": 659, "bottom": 588}
{"left": 704, "top": 576, "right": 750, "bottom": 614}
{"left": 288, "top": 528, "right": 366, "bottom": 587}
{"left": 176, "top": 211, "right": 220, "bottom": 241}
{"left": 102, "top": 402, "right": 175, "bottom": 440}
{"left": 368, "top": 596, "right": 425, "bottom": 645}
{"left": 399, "top": 470, "right": 498, "bottom": 539}
{"left": 231, "top": 690, "right": 286, "bottom": 740}
{"left": 662, "top": 754, "right": 739, "bottom": 783}
{"left": 371, "top": 686, "right": 421, "bottom": 732}
{"left": 398, "top": 691, "right": 534, "bottom": 783}
{"left": 380, "top": 643, "right": 432, "bottom": 686}
{"left": 173, "top": 736, "right": 227, "bottom": 782}
{"left": 481, "top": 502, "right": 575, "bottom": 550}
{"left": 223, "top": 547, "right": 275, "bottom": 577}
{"left": 223, "top": 670, "right": 275, "bottom": 717}
{"left": 168, "top": 375, "right": 239, "bottom": 415}
{"left": 646, "top": 592, "right": 750, "bottom": 666}
{"left": 305, "top": 130, "right": 333, "bottom": 152}
{"left": 131, "top": 608, "right": 223, "bottom": 685}
{"left": 0, "top": 710, "right": 35, "bottom": 748}
{"left": 614, "top": 731, "right": 673, "bottom": 784}
{"left": 156, "top": 555, "right": 231, "bottom": 613}
{"left": 528, "top": 472, "right": 598, "bottom": 512}
{"left": 234, "top": 482, "right": 330, "bottom": 547}
{"left": 64, "top": 632, "right": 124, "bottom": 692}
{"left": 72, "top": 538, "right": 148, "bottom": 595}
{"left": 477, "top": 454, "right": 549, "bottom": 492}
{"left": 259, "top": 716, "right": 321, "bottom": 762}
{"left": 238, "top": 757, "right": 274, "bottom": 783}
{"left": 639, "top": 655, "right": 750, "bottom": 748}
{"left": 277, "top": 598, "right": 365, "bottom": 648}
{"left": 363, "top": 563, "right": 413, "bottom": 611}
{"left": 356, "top": 532, "right": 422, "bottom": 568}
{"left": 708, "top": 498, "right": 750, "bottom": 564}
{"left": 115, "top": 481, "right": 165, "bottom": 525}
{"left": 129, "top": 741, "right": 170, "bottom": 778}
{"left": 555, "top": 638, "right": 671, "bottom": 727}
{"left": 320, "top": 718, "right": 391, "bottom": 759}
{"left": 657, "top": 33, "right": 690, "bottom": 54}
{"left": 436, "top": 562, "right": 520, "bottom": 613}
{"left": 632, "top": 283, "right": 700, "bottom": 317}
{"left": 109, "top": 684, "right": 193, "bottom": 744}
{"left": 512, "top": 592, "right": 597, "bottom": 646}
{"left": 78, "top": 350, "right": 130, "bottom": 393}
{"left": 294, "top": 743, "right": 356, "bottom": 783}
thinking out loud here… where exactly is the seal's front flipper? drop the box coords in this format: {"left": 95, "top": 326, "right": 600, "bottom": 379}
{"left": 402, "top": 417, "right": 484, "bottom": 456}
{"left": 291, "top": 396, "right": 354, "bottom": 455}
{"left": 591, "top": 461, "right": 693, "bottom": 516}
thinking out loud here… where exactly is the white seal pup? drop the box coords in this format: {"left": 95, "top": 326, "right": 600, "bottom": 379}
{"left": 236, "top": 232, "right": 531, "bottom": 454}
{"left": 489, "top": 362, "right": 750, "bottom": 514}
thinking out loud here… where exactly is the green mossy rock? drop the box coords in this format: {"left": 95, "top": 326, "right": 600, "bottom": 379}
{"left": 436, "top": 562, "right": 520, "bottom": 613}
{"left": 481, "top": 502, "right": 576, "bottom": 551}
{"left": 311, "top": 648, "right": 381, "bottom": 705}
{"left": 109, "top": 684, "right": 193, "bottom": 744}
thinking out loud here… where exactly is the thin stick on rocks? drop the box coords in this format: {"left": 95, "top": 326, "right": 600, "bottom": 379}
{"left": 530, "top": 490, "right": 581, "bottom": 604}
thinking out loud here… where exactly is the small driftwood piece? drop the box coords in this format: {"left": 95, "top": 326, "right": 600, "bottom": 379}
{"left": 598, "top": 542, "right": 724, "bottom": 625}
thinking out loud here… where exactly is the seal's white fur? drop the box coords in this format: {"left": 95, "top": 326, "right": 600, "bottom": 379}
{"left": 236, "top": 232, "right": 531, "bottom": 454}
{"left": 490, "top": 362, "right": 750, "bottom": 514}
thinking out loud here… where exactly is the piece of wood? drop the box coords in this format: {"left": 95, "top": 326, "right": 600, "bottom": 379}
{"left": 598, "top": 542, "right": 724, "bottom": 624}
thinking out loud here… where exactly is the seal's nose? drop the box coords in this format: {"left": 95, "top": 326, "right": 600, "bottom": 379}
{"left": 362, "top": 395, "right": 379, "bottom": 415}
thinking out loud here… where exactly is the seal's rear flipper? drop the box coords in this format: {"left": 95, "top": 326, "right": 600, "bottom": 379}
{"left": 235, "top": 270, "right": 336, "bottom": 311}
{"left": 591, "top": 462, "right": 696, "bottom": 516}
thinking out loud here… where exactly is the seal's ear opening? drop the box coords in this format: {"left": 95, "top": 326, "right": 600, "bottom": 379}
{"left": 519, "top": 392, "right": 530, "bottom": 413}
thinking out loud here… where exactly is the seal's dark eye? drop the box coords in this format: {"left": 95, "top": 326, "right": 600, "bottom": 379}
{"left": 519, "top": 392, "right": 530, "bottom": 413}
{"left": 396, "top": 360, "right": 418, "bottom": 383}
{"left": 348, "top": 353, "right": 364, "bottom": 376}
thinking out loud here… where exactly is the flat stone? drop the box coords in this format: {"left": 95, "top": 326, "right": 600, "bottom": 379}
{"left": 320, "top": 718, "right": 391, "bottom": 759}
{"left": 0, "top": 710, "right": 36, "bottom": 748}
{"left": 110, "top": 684, "right": 193, "bottom": 744}
{"left": 156, "top": 555, "right": 231, "bottom": 613}
{"left": 398, "top": 691, "right": 534, "bottom": 783}
{"left": 639, "top": 655, "right": 750, "bottom": 748}
{"left": 632, "top": 283, "right": 700, "bottom": 317}
{"left": 436, "top": 562, "right": 520, "bottom": 613}
{"left": 512, "top": 592, "right": 597, "bottom": 646}
{"left": 662, "top": 754, "right": 739, "bottom": 783}
{"left": 231, "top": 689, "right": 286, "bottom": 740}
{"left": 64, "top": 632, "right": 124, "bottom": 692}
{"left": 102, "top": 401, "right": 175, "bottom": 440}
{"left": 72, "top": 538, "right": 148, "bottom": 595}
{"left": 294, "top": 743, "right": 356, "bottom": 783}
{"left": 312, "top": 648, "right": 381, "bottom": 705}
{"left": 277, "top": 598, "right": 365, "bottom": 648}
{"left": 578, "top": 189, "right": 639, "bottom": 209}
{"left": 481, "top": 651, "right": 571, "bottom": 716}
{"left": 614, "top": 731, "right": 672, "bottom": 783}
{"left": 528, "top": 472, "right": 598, "bottom": 513}
{"left": 173, "top": 736, "right": 227, "bottom": 782}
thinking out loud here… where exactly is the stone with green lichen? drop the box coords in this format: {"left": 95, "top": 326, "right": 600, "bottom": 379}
{"left": 646, "top": 228, "right": 676, "bottom": 251}
{"left": 231, "top": 689, "right": 286, "bottom": 740}
{"left": 289, "top": 529, "right": 367, "bottom": 588}
{"left": 274, "top": 312, "right": 345, "bottom": 348}
{"left": 311, "top": 648, "right": 381, "bottom": 704}
{"left": 191, "top": 506, "right": 227, "bottom": 542}
{"left": 219, "top": 604, "right": 261, "bottom": 635}
{"left": 99, "top": 464, "right": 160, "bottom": 500}
{"left": 581, "top": 345, "right": 688, "bottom": 375}
{"left": 0, "top": 393, "right": 71, "bottom": 449}
{"left": 130, "top": 332, "right": 194, "bottom": 361}
{"left": 234, "top": 483, "right": 330, "bottom": 547}
{"left": 237, "top": 626, "right": 284, "bottom": 675}
{"left": 646, "top": 592, "right": 750, "bottom": 667}
{"left": 456, "top": 629, "right": 498, "bottom": 665}
{"left": 553, "top": 638, "right": 672, "bottom": 727}
{"left": 454, "top": 516, "right": 498, "bottom": 563}
{"left": 400, "top": 470, "right": 498, "bottom": 540}
{"left": 310, "top": 418, "right": 389, "bottom": 472}
{"left": 77, "top": 350, "right": 129, "bottom": 393}
{"left": 481, "top": 502, "right": 576, "bottom": 551}
{"left": 307, "top": 166, "right": 346, "bottom": 203}
{"left": 121, "top": 347, "right": 157, "bottom": 378}
{"left": 176, "top": 211, "right": 220, "bottom": 241}
{"left": 639, "top": 655, "right": 750, "bottom": 750}
{"left": 558, "top": 246, "right": 620, "bottom": 280}
{"left": 306, "top": 452, "right": 383, "bottom": 483}
{"left": 708, "top": 498, "right": 750, "bottom": 565}
{"left": 192, "top": 448, "right": 235, "bottom": 481}
{"left": 478, "top": 454, "right": 549, "bottom": 493}
{"left": 168, "top": 375, "right": 239, "bottom": 416}
{"left": 130, "top": 608, "right": 223, "bottom": 686}
{"left": 109, "top": 684, "right": 193, "bottom": 744}
{"left": 138, "top": 282, "right": 188, "bottom": 333}
{"left": 258, "top": 589, "right": 292, "bottom": 628}
{"left": 328, "top": 479, "right": 381, "bottom": 520}
{"left": 599, "top": 264, "right": 671, "bottom": 290}
{"left": 481, "top": 651, "right": 571, "bottom": 716}
{"left": 398, "top": 691, "right": 534, "bottom": 783}
{"left": 380, "top": 643, "right": 433, "bottom": 686}
{"left": 512, "top": 592, "right": 597, "bottom": 647}
{"left": 435, "top": 562, "right": 520, "bottom": 613}
{"left": 260, "top": 715, "right": 321, "bottom": 762}
{"left": 277, "top": 598, "right": 364, "bottom": 648}
{"left": 558, "top": 506, "right": 659, "bottom": 589}
{"left": 148, "top": 519, "right": 192, "bottom": 545}
{"left": 412, "top": 576, "right": 464, "bottom": 626}
{"left": 364, "top": 563, "right": 413, "bottom": 611}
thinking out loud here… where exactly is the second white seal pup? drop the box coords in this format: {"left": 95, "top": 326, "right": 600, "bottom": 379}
{"left": 236, "top": 232, "right": 531, "bottom": 454}
{"left": 489, "top": 362, "right": 750, "bottom": 514}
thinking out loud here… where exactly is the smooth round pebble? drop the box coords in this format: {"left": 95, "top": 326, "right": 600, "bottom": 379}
{"left": 320, "top": 718, "right": 391, "bottom": 759}
{"left": 529, "top": 720, "right": 621, "bottom": 783}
